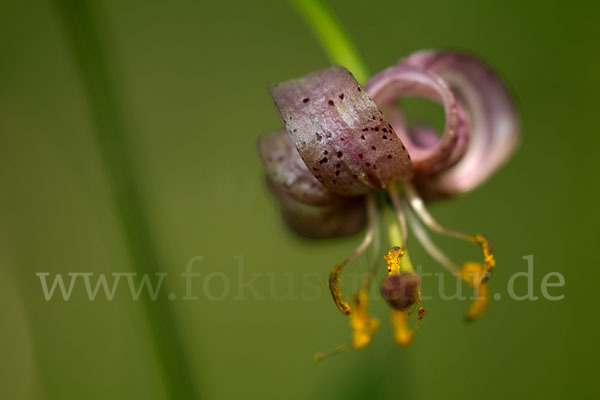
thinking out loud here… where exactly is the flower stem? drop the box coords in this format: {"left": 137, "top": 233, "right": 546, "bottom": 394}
{"left": 290, "top": 0, "right": 370, "bottom": 84}
{"left": 52, "top": 1, "right": 199, "bottom": 399}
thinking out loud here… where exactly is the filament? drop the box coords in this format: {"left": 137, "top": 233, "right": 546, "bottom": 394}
{"left": 328, "top": 193, "right": 377, "bottom": 315}
{"left": 313, "top": 343, "right": 351, "bottom": 362}
{"left": 406, "top": 206, "right": 460, "bottom": 274}
{"left": 404, "top": 182, "right": 495, "bottom": 283}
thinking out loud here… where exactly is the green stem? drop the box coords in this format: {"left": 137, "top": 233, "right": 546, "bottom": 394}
{"left": 52, "top": 1, "right": 199, "bottom": 399}
{"left": 290, "top": 0, "right": 370, "bottom": 84}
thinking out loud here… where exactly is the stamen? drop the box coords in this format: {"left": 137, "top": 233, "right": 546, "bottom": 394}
{"left": 461, "top": 262, "right": 490, "bottom": 321}
{"left": 404, "top": 182, "right": 495, "bottom": 285}
{"left": 350, "top": 290, "right": 380, "bottom": 349}
{"left": 313, "top": 343, "right": 351, "bottom": 362}
{"left": 315, "top": 289, "right": 380, "bottom": 361}
{"left": 384, "top": 246, "right": 405, "bottom": 275}
{"left": 392, "top": 310, "right": 414, "bottom": 346}
{"left": 385, "top": 183, "right": 415, "bottom": 273}
{"left": 328, "top": 265, "right": 352, "bottom": 315}
{"left": 406, "top": 207, "right": 460, "bottom": 274}
{"left": 327, "top": 193, "right": 377, "bottom": 315}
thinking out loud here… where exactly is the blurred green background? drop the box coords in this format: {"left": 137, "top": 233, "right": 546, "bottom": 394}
{"left": 1, "top": 0, "right": 599, "bottom": 399}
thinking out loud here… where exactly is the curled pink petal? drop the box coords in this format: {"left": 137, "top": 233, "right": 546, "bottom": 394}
{"left": 258, "top": 131, "right": 336, "bottom": 206}
{"left": 366, "top": 66, "right": 470, "bottom": 175}
{"left": 270, "top": 66, "right": 413, "bottom": 197}
{"left": 267, "top": 178, "right": 366, "bottom": 238}
{"left": 408, "top": 124, "right": 440, "bottom": 149}
{"left": 402, "top": 51, "right": 520, "bottom": 195}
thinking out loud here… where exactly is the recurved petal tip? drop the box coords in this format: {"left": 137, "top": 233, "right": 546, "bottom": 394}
{"left": 267, "top": 178, "right": 366, "bottom": 238}
{"left": 366, "top": 65, "right": 470, "bottom": 176}
{"left": 257, "top": 131, "right": 335, "bottom": 206}
{"left": 402, "top": 50, "right": 520, "bottom": 196}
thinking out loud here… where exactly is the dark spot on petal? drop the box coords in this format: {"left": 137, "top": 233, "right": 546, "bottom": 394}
{"left": 372, "top": 116, "right": 376, "bottom": 120}
{"left": 339, "top": 93, "right": 344, "bottom": 100}
{"left": 320, "top": 157, "right": 328, "bottom": 164}
{"left": 357, "top": 87, "right": 362, "bottom": 92}
{"left": 382, "top": 135, "right": 388, "bottom": 139}
{"left": 371, "top": 146, "right": 376, "bottom": 150}
{"left": 336, "top": 151, "right": 343, "bottom": 158}
{"left": 316, "top": 133, "right": 322, "bottom": 142}
{"left": 373, "top": 164, "right": 377, "bottom": 170}
{"left": 302, "top": 98, "right": 310, "bottom": 103}
{"left": 328, "top": 100, "right": 334, "bottom": 106}
{"left": 366, "top": 162, "right": 371, "bottom": 167}
{"left": 358, "top": 153, "right": 363, "bottom": 159}
{"left": 387, "top": 154, "right": 392, "bottom": 159}
{"left": 383, "top": 128, "right": 388, "bottom": 133}
{"left": 335, "top": 163, "right": 341, "bottom": 168}
{"left": 335, "top": 171, "right": 340, "bottom": 176}
{"left": 375, "top": 127, "right": 379, "bottom": 132}
{"left": 362, "top": 128, "right": 369, "bottom": 132}
{"left": 360, "top": 135, "right": 366, "bottom": 140}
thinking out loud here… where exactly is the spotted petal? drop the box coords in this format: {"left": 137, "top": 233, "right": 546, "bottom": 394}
{"left": 258, "top": 131, "right": 336, "bottom": 206}
{"left": 267, "top": 178, "right": 366, "bottom": 238}
{"left": 270, "top": 66, "right": 413, "bottom": 197}
{"left": 366, "top": 65, "right": 470, "bottom": 176}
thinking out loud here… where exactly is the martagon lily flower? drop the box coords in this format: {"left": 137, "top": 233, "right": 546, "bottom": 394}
{"left": 258, "top": 50, "right": 519, "bottom": 360}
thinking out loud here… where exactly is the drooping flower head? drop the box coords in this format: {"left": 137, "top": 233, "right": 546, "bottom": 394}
{"left": 258, "top": 50, "right": 519, "bottom": 360}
